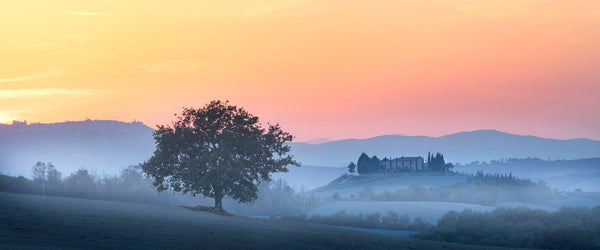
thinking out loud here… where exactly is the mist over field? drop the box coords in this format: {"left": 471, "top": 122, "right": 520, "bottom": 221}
{"left": 2, "top": 0, "right": 600, "bottom": 247}
{"left": 2, "top": 120, "right": 600, "bottom": 249}
{"left": 2, "top": 120, "right": 600, "bottom": 190}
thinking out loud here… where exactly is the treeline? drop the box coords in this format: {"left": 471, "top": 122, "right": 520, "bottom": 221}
{"left": 456, "top": 157, "right": 600, "bottom": 171}
{"left": 469, "top": 171, "right": 534, "bottom": 186}
{"left": 0, "top": 163, "right": 317, "bottom": 216}
{"left": 280, "top": 210, "right": 433, "bottom": 232}
{"left": 417, "top": 206, "right": 600, "bottom": 249}
{"left": 333, "top": 172, "right": 555, "bottom": 206}
{"left": 279, "top": 206, "right": 600, "bottom": 249}
{"left": 462, "top": 157, "right": 565, "bottom": 166}
{"left": 230, "top": 179, "right": 319, "bottom": 216}
{"left": 0, "top": 163, "right": 191, "bottom": 204}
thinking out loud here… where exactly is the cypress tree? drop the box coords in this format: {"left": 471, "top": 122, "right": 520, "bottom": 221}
{"left": 357, "top": 153, "right": 370, "bottom": 175}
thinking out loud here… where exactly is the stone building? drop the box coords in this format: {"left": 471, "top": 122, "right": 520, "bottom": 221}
{"left": 380, "top": 156, "right": 425, "bottom": 172}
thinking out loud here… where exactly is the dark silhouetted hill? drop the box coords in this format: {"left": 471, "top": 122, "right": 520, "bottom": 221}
{"left": 0, "top": 120, "right": 155, "bottom": 177}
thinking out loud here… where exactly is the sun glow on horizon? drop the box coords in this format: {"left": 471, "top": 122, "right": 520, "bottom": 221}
{"left": 1, "top": 0, "right": 599, "bottom": 140}
{"left": 0, "top": 114, "right": 17, "bottom": 124}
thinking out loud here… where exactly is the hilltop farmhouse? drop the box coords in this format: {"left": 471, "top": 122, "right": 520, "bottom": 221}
{"left": 380, "top": 156, "right": 425, "bottom": 172}
{"left": 355, "top": 152, "right": 450, "bottom": 174}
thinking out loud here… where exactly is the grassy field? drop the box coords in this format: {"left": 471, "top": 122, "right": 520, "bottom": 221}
{"left": 307, "top": 201, "right": 495, "bottom": 224}
{"left": 314, "top": 173, "right": 468, "bottom": 198}
{"left": 0, "top": 193, "right": 515, "bottom": 249}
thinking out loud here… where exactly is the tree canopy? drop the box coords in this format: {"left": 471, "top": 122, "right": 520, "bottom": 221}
{"left": 357, "top": 153, "right": 380, "bottom": 174}
{"left": 141, "top": 100, "right": 299, "bottom": 211}
{"left": 347, "top": 162, "right": 356, "bottom": 174}
{"left": 427, "top": 152, "right": 445, "bottom": 172}
{"left": 31, "top": 161, "right": 61, "bottom": 196}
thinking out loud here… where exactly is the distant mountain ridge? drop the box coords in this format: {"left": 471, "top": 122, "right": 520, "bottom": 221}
{"left": 291, "top": 130, "right": 600, "bottom": 167}
{"left": 1, "top": 120, "right": 599, "bottom": 178}
{"left": 0, "top": 120, "right": 156, "bottom": 177}
{"left": 300, "top": 137, "right": 331, "bottom": 144}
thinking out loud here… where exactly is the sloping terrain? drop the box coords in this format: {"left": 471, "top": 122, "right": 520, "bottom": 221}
{"left": 0, "top": 120, "right": 155, "bottom": 177}
{"left": 0, "top": 193, "right": 508, "bottom": 249}
{"left": 271, "top": 165, "right": 346, "bottom": 190}
{"left": 2, "top": 120, "right": 600, "bottom": 179}
{"left": 454, "top": 158, "right": 600, "bottom": 192}
{"left": 314, "top": 174, "right": 468, "bottom": 197}
{"left": 308, "top": 173, "right": 600, "bottom": 224}
{"left": 292, "top": 130, "right": 600, "bottom": 166}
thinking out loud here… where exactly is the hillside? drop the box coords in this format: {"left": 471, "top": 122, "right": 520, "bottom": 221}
{"left": 314, "top": 173, "right": 469, "bottom": 197}
{"left": 0, "top": 193, "right": 501, "bottom": 249}
{"left": 2, "top": 120, "right": 600, "bottom": 181}
{"left": 271, "top": 165, "right": 346, "bottom": 190}
{"left": 292, "top": 130, "right": 600, "bottom": 167}
{"left": 0, "top": 120, "right": 155, "bottom": 177}
{"left": 455, "top": 158, "right": 600, "bottom": 191}
{"left": 308, "top": 173, "right": 600, "bottom": 224}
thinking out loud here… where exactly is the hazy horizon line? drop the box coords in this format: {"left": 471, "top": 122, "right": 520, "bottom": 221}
{"left": 2, "top": 118, "right": 597, "bottom": 143}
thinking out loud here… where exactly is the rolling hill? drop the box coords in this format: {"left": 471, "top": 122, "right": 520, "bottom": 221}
{"left": 2, "top": 120, "right": 599, "bottom": 183}
{"left": 0, "top": 120, "right": 155, "bottom": 177}
{"left": 1, "top": 192, "right": 496, "bottom": 249}
{"left": 292, "top": 130, "right": 600, "bottom": 167}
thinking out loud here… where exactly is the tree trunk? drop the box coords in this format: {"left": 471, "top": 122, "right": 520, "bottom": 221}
{"left": 214, "top": 188, "right": 224, "bottom": 212}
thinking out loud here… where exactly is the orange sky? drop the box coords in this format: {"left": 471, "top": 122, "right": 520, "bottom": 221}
{"left": 1, "top": 0, "right": 599, "bottom": 141}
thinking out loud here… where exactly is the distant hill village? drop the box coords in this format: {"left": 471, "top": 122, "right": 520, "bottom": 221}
{"left": 348, "top": 152, "right": 454, "bottom": 175}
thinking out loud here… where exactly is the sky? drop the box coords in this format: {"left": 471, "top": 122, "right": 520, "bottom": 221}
{"left": 1, "top": 0, "right": 599, "bottom": 141}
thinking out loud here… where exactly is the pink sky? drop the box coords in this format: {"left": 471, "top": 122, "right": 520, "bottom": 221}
{"left": 1, "top": 0, "right": 599, "bottom": 141}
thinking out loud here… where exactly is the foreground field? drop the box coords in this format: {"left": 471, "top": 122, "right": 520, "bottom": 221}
{"left": 0, "top": 193, "right": 512, "bottom": 249}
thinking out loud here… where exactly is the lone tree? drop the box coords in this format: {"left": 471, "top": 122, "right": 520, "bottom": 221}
{"left": 347, "top": 162, "right": 356, "bottom": 174}
{"left": 141, "top": 100, "right": 299, "bottom": 212}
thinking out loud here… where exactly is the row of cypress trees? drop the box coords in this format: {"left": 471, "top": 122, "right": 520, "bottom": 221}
{"left": 427, "top": 152, "right": 446, "bottom": 172}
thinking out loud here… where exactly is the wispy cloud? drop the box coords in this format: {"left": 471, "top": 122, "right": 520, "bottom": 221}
{"left": 0, "top": 88, "right": 104, "bottom": 100}
{"left": 0, "top": 67, "right": 62, "bottom": 83}
{"left": 65, "top": 11, "right": 106, "bottom": 15}
{"left": 137, "top": 60, "right": 205, "bottom": 74}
